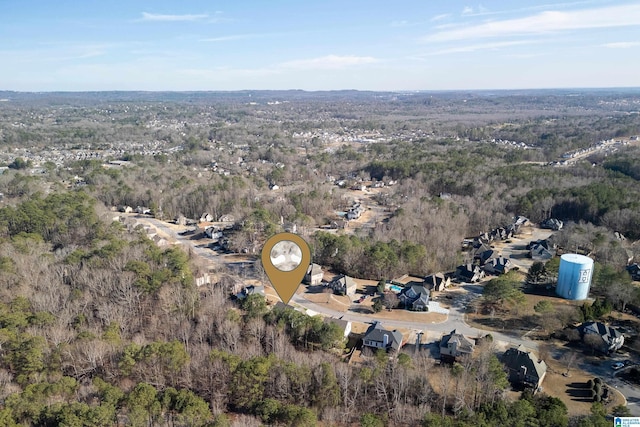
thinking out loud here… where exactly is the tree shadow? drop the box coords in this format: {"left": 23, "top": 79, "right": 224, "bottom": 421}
{"left": 566, "top": 381, "right": 596, "bottom": 402}
{"left": 363, "top": 285, "right": 379, "bottom": 296}
{"left": 306, "top": 285, "right": 328, "bottom": 294}
{"left": 509, "top": 252, "right": 529, "bottom": 260}
{"left": 350, "top": 306, "right": 374, "bottom": 314}
{"left": 523, "top": 286, "right": 557, "bottom": 297}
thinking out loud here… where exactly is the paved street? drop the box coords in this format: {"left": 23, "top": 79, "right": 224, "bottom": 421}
{"left": 292, "top": 283, "right": 539, "bottom": 350}
{"left": 132, "top": 213, "right": 640, "bottom": 413}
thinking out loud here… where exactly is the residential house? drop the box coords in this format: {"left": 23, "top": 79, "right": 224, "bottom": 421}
{"left": 455, "top": 264, "right": 485, "bottom": 283}
{"left": 282, "top": 222, "right": 297, "bottom": 233}
{"left": 362, "top": 322, "right": 403, "bottom": 353}
{"left": 627, "top": 264, "right": 640, "bottom": 281}
{"left": 472, "top": 242, "right": 492, "bottom": 254}
{"left": 329, "top": 220, "right": 348, "bottom": 230}
{"left": 194, "top": 272, "right": 211, "bottom": 287}
{"left": 119, "top": 205, "right": 133, "bottom": 213}
{"left": 579, "top": 321, "right": 624, "bottom": 354}
{"left": 329, "top": 274, "right": 357, "bottom": 296}
{"left": 489, "top": 227, "right": 514, "bottom": 241}
{"left": 200, "top": 212, "right": 214, "bottom": 222}
{"left": 324, "top": 317, "right": 352, "bottom": 339}
{"left": 475, "top": 249, "right": 498, "bottom": 265}
{"left": 274, "top": 301, "right": 294, "bottom": 311}
{"left": 204, "top": 226, "right": 224, "bottom": 242}
{"left": 614, "top": 231, "right": 626, "bottom": 241}
{"left": 502, "top": 345, "right": 547, "bottom": 391}
{"left": 424, "top": 273, "right": 451, "bottom": 292}
{"left": 236, "top": 284, "right": 265, "bottom": 300}
{"left": 398, "top": 284, "right": 430, "bottom": 311}
{"left": 346, "top": 204, "right": 365, "bottom": 220}
{"left": 218, "top": 214, "right": 235, "bottom": 223}
{"left": 540, "top": 218, "right": 563, "bottom": 230}
{"left": 483, "top": 257, "right": 513, "bottom": 275}
{"left": 440, "top": 330, "right": 474, "bottom": 362}
{"left": 152, "top": 235, "right": 169, "bottom": 247}
{"left": 304, "top": 263, "right": 324, "bottom": 286}
{"left": 528, "top": 240, "right": 555, "bottom": 261}
{"left": 135, "top": 206, "right": 152, "bottom": 215}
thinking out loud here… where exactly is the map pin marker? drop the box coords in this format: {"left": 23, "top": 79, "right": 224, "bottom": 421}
{"left": 261, "top": 232, "right": 311, "bottom": 305}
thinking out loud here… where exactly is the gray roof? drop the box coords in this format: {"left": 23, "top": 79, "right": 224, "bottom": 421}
{"left": 399, "top": 284, "right": 430, "bottom": 308}
{"left": 363, "top": 322, "right": 403, "bottom": 351}
{"left": 324, "top": 317, "right": 349, "bottom": 331}
{"left": 401, "top": 284, "right": 429, "bottom": 297}
{"left": 530, "top": 243, "right": 554, "bottom": 260}
{"left": 236, "top": 284, "right": 265, "bottom": 299}
{"left": 476, "top": 249, "right": 497, "bottom": 264}
{"left": 484, "top": 256, "right": 512, "bottom": 273}
{"left": 332, "top": 274, "right": 356, "bottom": 288}
{"left": 440, "top": 329, "right": 474, "bottom": 354}
{"left": 456, "top": 264, "right": 482, "bottom": 279}
{"left": 503, "top": 345, "right": 547, "bottom": 381}
{"left": 274, "top": 301, "right": 294, "bottom": 311}
{"left": 424, "top": 273, "right": 447, "bottom": 287}
{"left": 580, "top": 321, "right": 623, "bottom": 344}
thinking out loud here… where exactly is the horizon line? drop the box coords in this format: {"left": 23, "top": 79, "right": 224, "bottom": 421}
{"left": 1, "top": 86, "right": 640, "bottom": 95}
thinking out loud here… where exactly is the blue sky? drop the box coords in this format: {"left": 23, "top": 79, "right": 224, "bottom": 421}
{"left": 1, "top": 0, "right": 640, "bottom": 91}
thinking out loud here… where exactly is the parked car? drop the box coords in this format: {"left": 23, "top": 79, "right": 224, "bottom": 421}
{"left": 612, "top": 362, "right": 625, "bottom": 370}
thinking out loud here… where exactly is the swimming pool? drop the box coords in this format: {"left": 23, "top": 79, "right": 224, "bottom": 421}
{"left": 389, "top": 285, "right": 403, "bottom": 292}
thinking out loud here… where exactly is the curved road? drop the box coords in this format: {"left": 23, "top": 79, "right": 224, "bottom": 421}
{"left": 136, "top": 214, "right": 640, "bottom": 414}
{"left": 291, "top": 284, "right": 539, "bottom": 350}
{"left": 134, "top": 214, "right": 538, "bottom": 349}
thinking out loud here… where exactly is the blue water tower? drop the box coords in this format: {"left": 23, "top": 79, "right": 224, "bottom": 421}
{"left": 556, "top": 253, "right": 594, "bottom": 300}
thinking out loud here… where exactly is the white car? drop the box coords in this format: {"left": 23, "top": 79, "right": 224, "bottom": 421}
{"left": 612, "top": 362, "right": 625, "bottom": 370}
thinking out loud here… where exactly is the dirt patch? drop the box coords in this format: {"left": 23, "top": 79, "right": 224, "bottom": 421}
{"left": 349, "top": 322, "right": 372, "bottom": 335}
{"left": 541, "top": 346, "right": 625, "bottom": 416}
{"left": 466, "top": 292, "right": 584, "bottom": 336}
{"left": 304, "top": 291, "right": 353, "bottom": 312}
{"left": 264, "top": 284, "right": 282, "bottom": 305}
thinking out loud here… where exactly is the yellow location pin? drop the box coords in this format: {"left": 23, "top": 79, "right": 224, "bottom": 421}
{"left": 261, "top": 232, "right": 311, "bottom": 305}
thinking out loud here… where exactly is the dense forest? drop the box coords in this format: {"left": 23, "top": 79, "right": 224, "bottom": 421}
{"left": 0, "top": 90, "right": 639, "bottom": 425}
{"left": 0, "top": 190, "right": 622, "bottom": 426}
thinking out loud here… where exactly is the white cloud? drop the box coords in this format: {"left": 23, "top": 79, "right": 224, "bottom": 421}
{"left": 430, "top": 14, "right": 451, "bottom": 22}
{"left": 140, "top": 12, "right": 209, "bottom": 22}
{"left": 426, "top": 4, "right": 640, "bottom": 42}
{"left": 600, "top": 42, "right": 640, "bottom": 49}
{"left": 280, "top": 55, "right": 378, "bottom": 70}
{"left": 462, "top": 6, "right": 474, "bottom": 15}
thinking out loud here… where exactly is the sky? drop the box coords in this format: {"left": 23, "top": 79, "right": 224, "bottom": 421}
{"left": 1, "top": 0, "right": 640, "bottom": 91}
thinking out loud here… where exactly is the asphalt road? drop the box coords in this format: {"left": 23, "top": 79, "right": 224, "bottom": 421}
{"left": 292, "top": 283, "right": 539, "bottom": 350}
{"left": 133, "top": 214, "right": 640, "bottom": 412}
{"left": 605, "top": 363, "right": 640, "bottom": 416}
